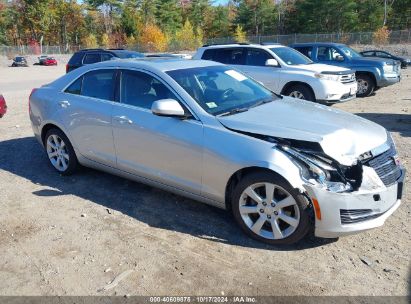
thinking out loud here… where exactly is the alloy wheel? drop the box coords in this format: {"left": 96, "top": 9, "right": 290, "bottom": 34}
{"left": 289, "top": 91, "right": 305, "bottom": 99}
{"left": 239, "top": 182, "right": 300, "bottom": 240}
{"left": 46, "top": 134, "right": 69, "bottom": 172}
{"left": 357, "top": 79, "right": 369, "bottom": 95}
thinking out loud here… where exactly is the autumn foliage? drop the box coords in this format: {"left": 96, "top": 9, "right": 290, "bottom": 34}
{"left": 139, "top": 24, "right": 168, "bottom": 52}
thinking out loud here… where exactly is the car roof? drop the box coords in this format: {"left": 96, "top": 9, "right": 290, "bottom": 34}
{"left": 202, "top": 43, "right": 285, "bottom": 49}
{"left": 290, "top": 42, "right": 346, "bottom": 47}
{"left": 361, "top": 50, "right": 389, "bottom": 53}
{"left": 91, "top": 58, "right": 223, "bottom": 72}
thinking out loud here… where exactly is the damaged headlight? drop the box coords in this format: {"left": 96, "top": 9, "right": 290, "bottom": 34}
{"left": 281, "top": 146, "right": 352, "bottom": 193}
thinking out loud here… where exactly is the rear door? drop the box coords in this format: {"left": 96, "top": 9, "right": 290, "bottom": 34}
{"left": 59, "top": 69, "right": 117, "bottom": 166}
{"left": 111, "top": 69, "right": 203, "bottom": 195}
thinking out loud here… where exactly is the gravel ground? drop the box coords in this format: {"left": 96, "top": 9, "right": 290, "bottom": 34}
{"left": 0, "top": 65, "right": 410, "bottom": 296}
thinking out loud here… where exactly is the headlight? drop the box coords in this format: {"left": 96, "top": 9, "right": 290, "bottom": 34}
{"left": 281, "top": 146, "right": 352, "bottom": 193}
{"left": 314, "top": 73, "right": 340, "bottom": 81}
{"left": 383, "top": 64, "right": 393, "bottom": 73}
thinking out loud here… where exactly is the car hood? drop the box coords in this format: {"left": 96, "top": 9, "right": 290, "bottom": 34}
{"left": 292, "top": 63, "right": 351, "bottom": 74}
{"left": 352, "top": 56, "right": 395, "bottom": 65}
{"left": 217, "top": 97, "right": 387, "bottom": 165}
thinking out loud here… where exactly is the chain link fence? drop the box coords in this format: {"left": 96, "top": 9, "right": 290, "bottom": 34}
{"left": 206, "top": 29, "right": 411, "bottom": 46}
{"left": 1, "top": 30, "right": 410, "bottom": 57}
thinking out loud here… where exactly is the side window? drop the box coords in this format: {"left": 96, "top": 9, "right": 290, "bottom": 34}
{"left": 81, "top": 70, "right": 116, "bottom": 101}
{"left": 376, "top": 51, "right": 390, "bottom": 58}
{"left": 245, "top": 48, "right": 272, "bottom": 66}
{"left": 65, "top": 77, "right": 83, "bottom": 95}
{"left": 317, "top": 47, "right": 343, "bottom": 61}
{"left": 101, "top": 53, "right": 114, "bottom": 61}
{"left": 213, "top": 48, "right": 244, "bottom": 65}
{"left": 295, "top": 47, "right": 313, "bottom": 59}
{"left": 120, "top": 70, "right": 178, "bottom": 109}
{"left": 202, "top": 49, "right": 215, "bottom": 60}
{"left": 83, "top": 53, "right": 101, "bottom": 64}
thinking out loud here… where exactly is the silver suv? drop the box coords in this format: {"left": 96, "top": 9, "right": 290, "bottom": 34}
{"left": 29, "top": 58, "right": 405, "bottom": 245}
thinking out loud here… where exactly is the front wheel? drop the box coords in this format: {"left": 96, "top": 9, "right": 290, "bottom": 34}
{"left": 356, "top": 74, "right": 375, "bottom": 97}
{"left": 44, "top": 128, "right": 78, "bottom": 175}
{"left": 231, "top": 172, "right": 312, "bottom": 245}
{"left": 284, "top": 84, "right": 315, "bottom": 102}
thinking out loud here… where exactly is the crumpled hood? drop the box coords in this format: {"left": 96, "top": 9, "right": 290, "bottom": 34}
{"left": 217, "top": 97, "right": 387, "bottom": 165}
{"left": 292, "top": 63, "right": 350, "bottom": 74}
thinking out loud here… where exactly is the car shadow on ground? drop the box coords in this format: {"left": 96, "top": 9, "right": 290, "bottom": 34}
{"left": 356, "top": 112, "right": 411, "bottom": 138}
{"left": 0, "top": 136, "right": 337, "bottom": 251}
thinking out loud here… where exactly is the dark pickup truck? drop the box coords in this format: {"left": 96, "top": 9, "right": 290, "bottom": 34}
{"left": 290, "top": 42, "right": 401, "bottom": 97}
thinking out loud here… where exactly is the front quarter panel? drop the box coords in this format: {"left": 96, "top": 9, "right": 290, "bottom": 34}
{"left": 202, "top": 122, "right": 305, "bottom": 205}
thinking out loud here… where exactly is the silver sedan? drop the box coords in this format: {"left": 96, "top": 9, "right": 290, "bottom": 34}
{"left": 29, "top": 58, "right": 405, "bottom": 245}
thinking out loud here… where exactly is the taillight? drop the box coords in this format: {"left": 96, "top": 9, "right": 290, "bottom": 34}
{"left": 29, "top": 88, "right": 37, "bottom": 113}
{"left": 66, "top": 64, "right": 69, "bottom": 73}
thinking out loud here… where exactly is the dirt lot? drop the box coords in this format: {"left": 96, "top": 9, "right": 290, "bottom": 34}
{"left": 0, "top": 64, "right": 410, "bottom": 296}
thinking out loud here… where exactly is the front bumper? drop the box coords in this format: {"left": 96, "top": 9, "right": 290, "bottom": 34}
{"left": 315, "top": 80, "right": 357, "bottom": 104}
{"left": 377, "top": 74, "right": 401, "bottom": 87}
{"left": 304, "top": 167, "right": 405, "bottom": 238}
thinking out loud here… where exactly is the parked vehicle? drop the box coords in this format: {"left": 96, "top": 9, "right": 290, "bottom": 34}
{"left": 360, "top": 50, "right": 410, "bottom": 69}
{"left": 11, "top": 56, "right": 28, "bottom": 67}
{"left": 290, "top": 43, "right": 401, "bottom": 97}
{"left": 38, "top": 55, "right": 49, "bottom": 65}
{"left": 193, "top": 43, "right": 357, "bottom": 104}
{"left": 66, "top": 48, "right": 145, "bottom": 73}
{"left": 29, "top": 59, "right": 405, "bottom": 245}
{"left": 0, "top": 94, "right": 7, "bottom": 118}
{"left": 42, "top": 57, "right": 58, "bottom": 66}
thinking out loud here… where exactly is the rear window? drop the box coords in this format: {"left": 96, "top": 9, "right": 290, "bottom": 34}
{"left": 68, "top": 52, "right": 84, "bottom": 65}
{"left": 202, "top": 48, "right": 244, "bottom": 65}
{"left": 65, "top": 69, "right": 116, "bottom": 101}
{"left": 83, "top": 53, "right": 101, "bottom": 64}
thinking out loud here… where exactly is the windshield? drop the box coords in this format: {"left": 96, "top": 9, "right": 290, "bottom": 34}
{"left": 167, "top": 66, "right": 277, "bottom": 116}
{"left": 338, "top": 45, "right": 361, "bottom": 58}
{"left": 270, "top": 47, "right": 313, "bottom": 65}
{"left": 15, "top": 57, "right": 24, "bottom": 61}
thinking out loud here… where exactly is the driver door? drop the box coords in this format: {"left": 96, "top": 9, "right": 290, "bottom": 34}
{"left": 111, "top": 69, "right": 204, "bottom": 195}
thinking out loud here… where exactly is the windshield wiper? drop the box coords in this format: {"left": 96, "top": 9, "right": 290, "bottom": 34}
{"left": 217, "top": 107, "right": 249, "bottom": 117}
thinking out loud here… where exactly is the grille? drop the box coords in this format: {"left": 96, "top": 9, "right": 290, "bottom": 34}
{"left": 340, "top": 73, "right": 356, "bottom": 84}
{"left": 340, "top": 209, "right": 381, "bottom": 224}
{"left": 365, "top": 146, "right": 401, "bottom": 186}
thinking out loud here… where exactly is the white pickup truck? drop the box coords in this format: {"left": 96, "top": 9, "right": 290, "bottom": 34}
{"left": 193, "top": 43, "right": 358, "bottom": 104}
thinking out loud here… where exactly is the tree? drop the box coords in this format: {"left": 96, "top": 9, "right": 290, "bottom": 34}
{"left": 234, "top": 24, "right": 247, "bottom": 42}
{"left": 289, "top": 0, "right": 358, "bottom": 33}
{"left": 234, "top": 0, "right": 277, "bottom": 36}
{"left": 205, "top": 5, "right": 232, "bottom": 38}
{"left": 173, "top": 19, "right": 201, "bottom": 50}
{"left": 154, "top": 0, "right": 182, "bottom": 34}
{"left": 139, "top": 23, "right": 168, "bottom": 52}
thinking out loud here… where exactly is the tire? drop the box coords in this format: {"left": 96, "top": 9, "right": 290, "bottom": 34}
{"left": 356, "top": 74, "right": 375, "bottom": 97}
{"left": 284, "top": 84, "right": 315, "bottom": 102}
{"left": 231, "top": 172, "right": 312, "bottom": 245}
{"left": 44, "top": 128, "right": 78, "bottom": 175}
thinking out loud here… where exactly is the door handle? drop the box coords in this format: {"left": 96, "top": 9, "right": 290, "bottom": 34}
{"left": 113, "top": 115, "right": 133, "bottom": 124}
{"left": 58, "top": 100, "right": 70, "bottom": 108}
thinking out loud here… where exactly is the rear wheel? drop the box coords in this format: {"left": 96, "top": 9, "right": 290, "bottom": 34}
{"left": 356, "top": 74, "right": 375, "bottom": 97}
{"left": 44, "top": 128, "right": 78, "bottom": 175}
{"left": 284, "top": 84, "right": 315, "bottom": 102}
{"left": 231, "top": 172, "right": 312, "bottom": 245}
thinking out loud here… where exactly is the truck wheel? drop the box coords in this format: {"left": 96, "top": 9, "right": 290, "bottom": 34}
{"left": 284, "top": 84, "right": 315, "bottom": 102}
{"left": 356, "top": 74, "right": 375, "bottom": 97}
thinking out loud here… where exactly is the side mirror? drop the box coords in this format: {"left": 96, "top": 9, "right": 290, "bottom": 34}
{"left": 336, "top": 55, "right": 344, "bottom": 61}
{"left": 151, "top": 99, "right": 186, "bottom": 118}
{"left": 265, "top": 58, "right": 279, "bottom": 67}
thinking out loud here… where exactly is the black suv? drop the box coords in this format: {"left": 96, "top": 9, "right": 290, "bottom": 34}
{"left": 66, "top": 48, "right": 144, "bottom": 73}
